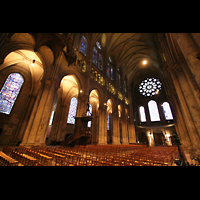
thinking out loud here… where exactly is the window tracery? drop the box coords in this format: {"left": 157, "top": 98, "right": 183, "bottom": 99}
{"left": 162, "top": 102, "right": 173, "bottom": 120}
{"left": 80, "top": 36, "right": 88, "bottom": 56}
{"left": 139, "top": 78, "right": 162, "bottom": 97}
{"left": 67, "top": 97, "right": 78, "bottom": 124}
{"left": 0, "top": 73, "right": 24, "bottom": 114}
{"left": 139, "top": 106, "right": 147, "bottom": 122}
{"left": 92, "top": 47, "right": 98, "bottom": 66}
{"left": 148, "top": 100, "right": 161, "bottom": 122}
{"left": 98, "top": 53, "right": 103, "bottom": 71}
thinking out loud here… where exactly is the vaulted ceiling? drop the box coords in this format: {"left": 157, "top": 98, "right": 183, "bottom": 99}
{"left": 90, "top": 33, "right": 163, "bottom": 86}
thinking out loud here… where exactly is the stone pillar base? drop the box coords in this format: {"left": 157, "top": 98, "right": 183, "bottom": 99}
{"left": 20, "top": 142, "right": 46, "bottom": 148}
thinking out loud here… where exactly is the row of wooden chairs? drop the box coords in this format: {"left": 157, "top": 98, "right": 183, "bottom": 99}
{"left": 18, "top": 147, "right": 52, "bottom": 166}
{"left": 46, "top": 146, "right": 167, "bottom": 166}
{"left": 1, "top": 144, "right": 179, "bottom": 166}
{"left": 0, "top": 150, "right": 19, "bottom": 166}
{"left": 2, "top": 146, "right": 42, "bottom": 166}
{"left": 58, "top": 145, "right": 179, "bottom": 166}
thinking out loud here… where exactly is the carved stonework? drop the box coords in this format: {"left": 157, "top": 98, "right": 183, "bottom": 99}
{"left": 63, "top": 50, "right": 77, "bottom": 67}
{"left": 173, "top": 64, "right": 183, "bottom": 74}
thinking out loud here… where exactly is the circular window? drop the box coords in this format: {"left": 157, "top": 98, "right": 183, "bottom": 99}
{"left": 138, "top": 78, "right": 162, "bottom": 97}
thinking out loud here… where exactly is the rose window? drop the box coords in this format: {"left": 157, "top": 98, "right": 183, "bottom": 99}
{"left": 138, "top": 78, "right": 162, "bottom": 97}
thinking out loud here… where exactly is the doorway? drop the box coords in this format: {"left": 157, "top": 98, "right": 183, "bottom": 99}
{"left": 153, "top": 132, "right": 163, "bottom": 146}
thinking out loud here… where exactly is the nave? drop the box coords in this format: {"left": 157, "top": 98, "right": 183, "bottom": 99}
{"left": 0, "top": 144, "right": 183, "bottom": 166}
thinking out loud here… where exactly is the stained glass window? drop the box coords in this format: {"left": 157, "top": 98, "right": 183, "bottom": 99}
{"left": 87, "top": 104, "right": 92, "bottom": 127}
{"left": 80, "top": 36, "right": 88, "bottom": 56}
{"left": 124, "top": 80, "right": 127, "bottom": 93}
{"left": 96, "top": 42, "right": 101, "bottom": 49}
{"left": 139, "top": 78, "right": 162, "bottom": 97}
{"left": 92, "top": 47, "right": 98, "bottom": 66}
{"left": 98, "top": 53, "right": 103, "bottom": 71}
{"left": 67, "top": 97, "right": 78, "bottom": 124}
{"left": 107, "top": 114, "right": 110, "bottom": 130}
{"left": 107, "top": 62, "right": 110, "bottom": 78}
{"left": 0, "top": 73, "right": 24, "bottom": 115}
{"left": 162, "top": 102, "right": 173, "bottom": 120}
{"left": 117, "top": 72, "right": 121, "bottom": 89}
{"left": 111, "top": 66, "right": 114, "bottom": 81}
{"left": 139, "top": 106, "right": 146, "bottom": 122}
{"left": 148, "top": 100, "right": 160, "bottom": 122}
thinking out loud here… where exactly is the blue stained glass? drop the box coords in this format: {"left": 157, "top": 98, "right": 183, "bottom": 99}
{"left": 98, "top": 53, "right": 103, "bottom": 71}
{"left": 107, "top": 62, "right": 110, "bottom": 78}
{"left": 96, "top": 42, "right": 101, "bottom": 49}
{"left": 117, "top": 72, "right": 121, "bottom": 89}
{"left": 80, "top": 36, "right": 88, "bottom": 56}
{"left": 67, "top": 97, "right": 78, "bottom": 124}
{"left": 107, "top": 114, "right": 110, "bottom": 130}
{"left": 92, "top": 47, "right": 98, "bottom": 66}
{"left": 111, "top": 66, "right": 114, "bottom": 81}
{"left": 0, "top": 73, "right": 24, "bottom": 114}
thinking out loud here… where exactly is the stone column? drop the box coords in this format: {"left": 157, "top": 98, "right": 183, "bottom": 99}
{"left": 148, "top": 129, "right": 155, "bottom": 147}
{"left": 121, "top": 116, "right": 129, "bottom": 144}
{"left": 98, "top": 104, "right": 107, "bottom": 145}
{"left": 49, "top": 101, "right": 67, "bottom": 142}
{"left": 170, "top": 70, "right": 200, "bottom": 151}
{"left": 11, "top": 94, "right": 37, "bottom": 145}
{"left": 175, "top": 65, "right": 200, "bottom": 138}
{"left": 91, "top": 106, "right": 99, "bottom": 144}
{"left": 21, "top": 79, "right": 59, "bottom": 147}
{"left": 76, "top": 94, "right": 88, "bottom": 117}
{"left": 112, "top": 112, "right": 121, "bottom": 144}
{"left": 173, "top": 33, "right": 200, "bottom": 88}
{"left": 127, "top": 116, "right": 136, "bottom": 143}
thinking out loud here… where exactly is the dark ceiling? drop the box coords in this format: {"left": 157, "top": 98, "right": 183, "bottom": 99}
{"left": 90, "top": 33, "right": 163, "bottom": 85}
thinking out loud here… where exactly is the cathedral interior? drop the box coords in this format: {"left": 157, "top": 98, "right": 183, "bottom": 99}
{"left": 0, "top": 33, "right": 200, "bottom": 166}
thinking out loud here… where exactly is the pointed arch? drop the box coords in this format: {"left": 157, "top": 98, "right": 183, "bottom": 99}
{"left": 148, "top": 100, "right": 160, "bottom": 122}
{"left": 162, "top": 102, "right": 173, "bottom": 120}
{"left": 139, "top": 106, "right": 147, "bottom": 122}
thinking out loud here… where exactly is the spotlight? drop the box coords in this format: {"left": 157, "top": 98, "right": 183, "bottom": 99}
{"left": 142, "top": 60, "right": 147, "bottom": 65}
{"left": 80, "top": 90, "right": 83, "bottom": 93}
{"left": 31, "top": 59, "right": 35, "bottom": 66}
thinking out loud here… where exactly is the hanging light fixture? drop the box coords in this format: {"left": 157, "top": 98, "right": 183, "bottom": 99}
{"left": 142, "top": 60, "right": 147, "bottom": 65}
{"left": 101, "top": 33, "right": 106, "bottom": 47}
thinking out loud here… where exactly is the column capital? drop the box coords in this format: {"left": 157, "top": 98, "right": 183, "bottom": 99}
{"left": 41, "top": 78, "right": 60, "bottom": 89}
{"left": 78, "top": 94, "right": 88, "bottom": 101}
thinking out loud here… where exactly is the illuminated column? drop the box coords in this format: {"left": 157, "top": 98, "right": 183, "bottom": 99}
{"left": 112, "top": 111, "right": 120, "bottom": 144}
{"left": 98, "top": 104, "right": 107, "bottom": 145}
{"left": 21, "top": 79, "right": 59, "bottom": 147}
{"left": 121, "top": 116, "right": 129, "bottom": 144}
{"left": 173, "top": 33, "right": 200, "bottom": 88}
{"left": 170, "top": 69, "right": 200, "bottom": 151}
{"left": 76, "top": 94, "right": 88, "bottom": 117}
{"left": 163, "top": 129, "right": 172, "bottom": 146}
{"left": 147, "top": 129, "right": 155, "bottom": 147}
